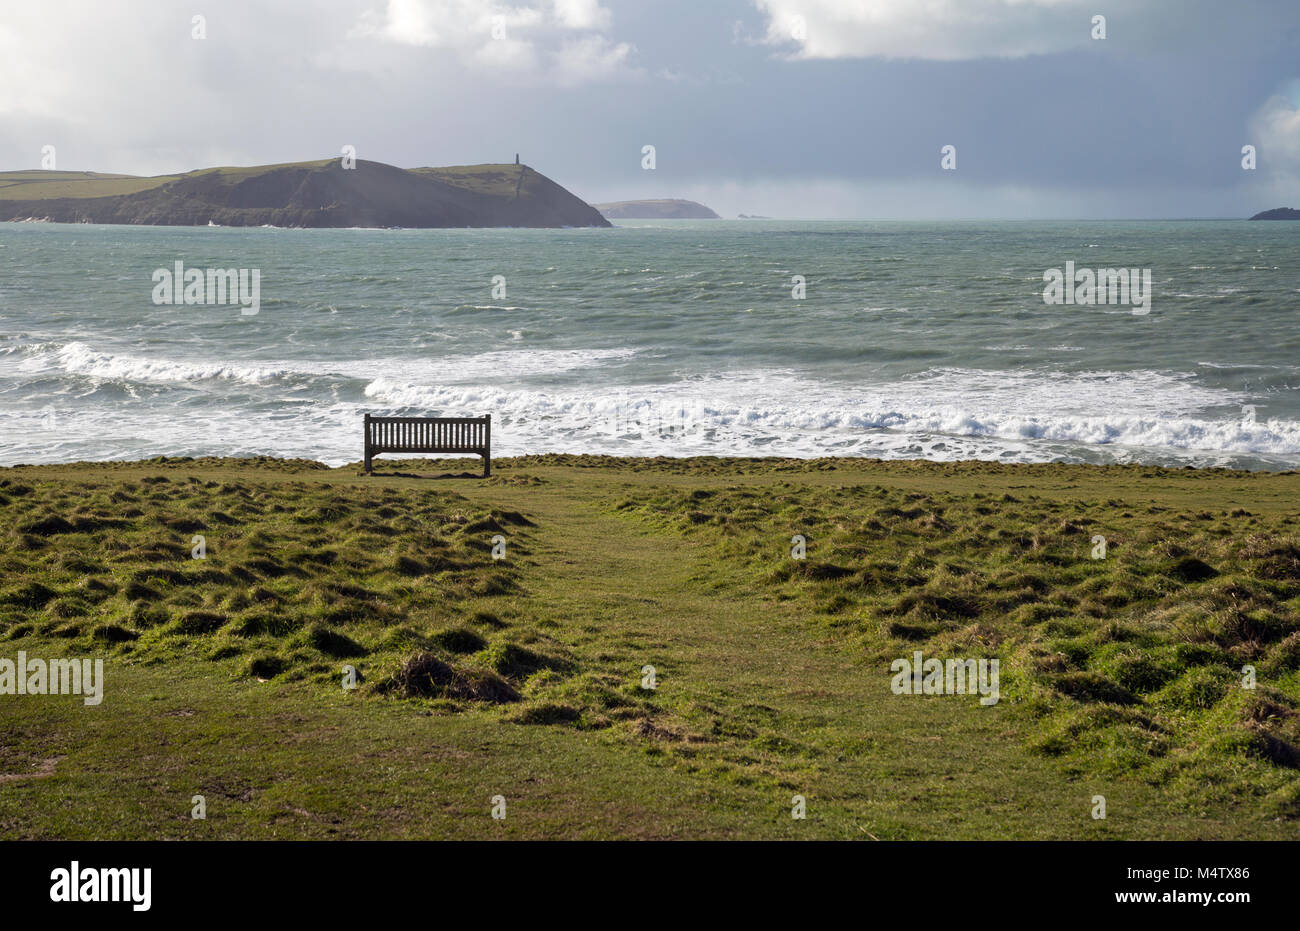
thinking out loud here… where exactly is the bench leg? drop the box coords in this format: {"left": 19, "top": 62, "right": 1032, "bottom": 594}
{"left": 483, "top": 455, "right": 491, "bottom": 478}
{"left": 364, "top": 452, "right": 372, "bottom": 474}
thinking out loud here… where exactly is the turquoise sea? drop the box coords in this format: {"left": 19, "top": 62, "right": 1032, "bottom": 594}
{"left": 1, "top": 219, "right": 1297, "bottom": 468}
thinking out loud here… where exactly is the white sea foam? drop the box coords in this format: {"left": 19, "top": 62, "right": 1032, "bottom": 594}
{"left": 6, "top": 339, "right": 1298, "bottom": 466}
{"left": 45, "top": 342, "right": 293, "bottom": 385}
{"left": 14, "top": 341, "right": 637, "bottom": 388}
{"left": 356, "top": 367, "right": 1300, "bottom": 462}
{"left": 7, "top": 362, "right": 1300, "bottom": 467}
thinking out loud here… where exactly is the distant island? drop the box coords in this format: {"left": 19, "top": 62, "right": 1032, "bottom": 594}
{"left": 737, "top": 214, "right": 771, "bottom": 219}
{"left": 0, "top": 159, "right": 610, "bottom": 228}
{"left": 1248, "top": 207, "right": 1300, "bottom": 220}
{"left": 594, "top": 199, "right": 720, "bottom": 219}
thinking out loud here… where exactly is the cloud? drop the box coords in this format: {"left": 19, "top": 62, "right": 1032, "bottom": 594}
{"left": 351, "top": 0, "right": 541, "bottom": 48}
{"left": 753, "top": 0, "right": 1119, "bottom": 61}
{"left": 1249, "top": 92, "right": 1300, "bottom": 197}
{"left": 553, "top": 0, "right": 611, "bottom": 30}
{"left": 351, "top": 0, "right": 631, "bottom": 81}
{"left": 1252, "top": 94, "right": 1300, "bottom": 164}
{"left": 552, "top": 35, "right": 634, "bottom": 85}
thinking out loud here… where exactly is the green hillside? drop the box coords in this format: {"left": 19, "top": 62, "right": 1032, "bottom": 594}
{"left": 0, "top": 160, "right": 609, "bottom": 228}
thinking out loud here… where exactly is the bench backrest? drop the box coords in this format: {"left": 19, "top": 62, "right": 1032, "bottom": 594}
{"left": 365, "top": 414, "right": 490, "bottom": 453}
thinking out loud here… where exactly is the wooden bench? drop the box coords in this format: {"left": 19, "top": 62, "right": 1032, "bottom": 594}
{"left": 364, "top": 414, "right": 491, "bottom": 477}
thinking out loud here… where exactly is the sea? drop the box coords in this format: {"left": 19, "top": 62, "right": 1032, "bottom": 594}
{"left": 1, "top": 219, "right": 1298, "bottom": 469}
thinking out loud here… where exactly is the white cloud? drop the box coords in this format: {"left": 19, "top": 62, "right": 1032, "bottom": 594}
{"left": 1252, "top": 95, "right": 1300, "bottom": 164}
{"left": 1249, "top": 93, "right": 1300, "bottom": 199}
{"left": 552, "top": 35, "right": 634, "bottom": 85}
{"left": 753, "top": 0, "right": 1115, "bottom": 61}
{"left": 552, "top": 0, "right": 611, "bottom": 31}
{"left": 351, "top": 0, "right": 630, "bottom": 82}
{"left": 472, "top": 35, "right": 538, "bottom": 70}
{"left": 351, "top": 0, "right": 541, "bottom": 48}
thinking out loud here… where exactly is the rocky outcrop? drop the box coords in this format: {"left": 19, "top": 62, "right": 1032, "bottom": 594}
{"left": 1248, "top": 207, "right": 1300, "bottom": 220}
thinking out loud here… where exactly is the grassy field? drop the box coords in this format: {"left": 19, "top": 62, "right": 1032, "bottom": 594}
{"left": 1, "top": 455, "right": 1297, "bottom": 839}
{"left": 411, "top": 164, "right": 528, "bottom": 196}
{"left": 0, "top": 171, "right": 177, "bottom": 200}
{"left": 0, "top": 163, "right": 527, "bottom": 202}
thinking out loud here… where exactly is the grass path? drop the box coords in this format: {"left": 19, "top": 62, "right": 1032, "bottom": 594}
{"left": 458, "top": 472, "right": 1280, "bottom": 838}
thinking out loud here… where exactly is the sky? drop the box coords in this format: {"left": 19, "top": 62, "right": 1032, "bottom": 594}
{"left": 1, "top": 0, "right": 1298, "bottom": 218}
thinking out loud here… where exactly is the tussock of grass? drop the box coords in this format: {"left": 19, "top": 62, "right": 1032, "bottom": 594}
{"left": 429, "top": 627, "right": 488, "bottom": 654}
{"left": 0, "top": 473, "right": 580, "bottom": 712}
{"left": 375, "top": 652, "right": 519, "bottom": 704}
